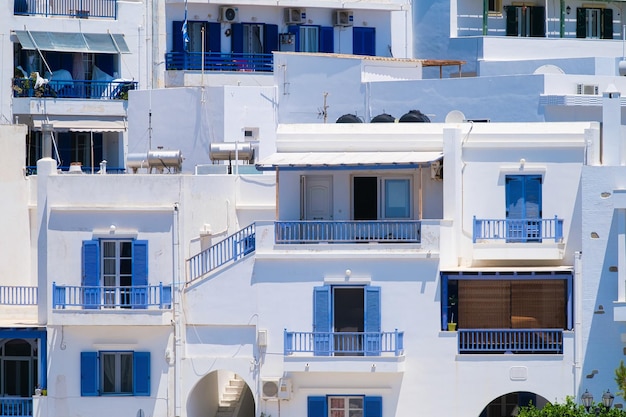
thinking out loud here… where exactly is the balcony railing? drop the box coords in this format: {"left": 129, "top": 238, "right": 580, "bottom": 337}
{"left": 275, "top": 220, "right": 421, "bottom": 244}
{"left": 457, "top": 329, "right": 563, "bottom": 354}
{"left": 187, "top": 224, "right": 256, "bottom": 282}
{"left": 473, "top": 216, "right": 563, "bottom": 243}
{"left": 52, "top": 283, "right": 171, "bottom": 309}
{"left": 0, "top": 286, "right": 38, "bottom": 305}
{"left": 13, "top": 79, "right": 137, "bottom": 100}
{"left": 284, "top": 330, "right": 404, "bottom": 356}
{"left": 165, "top": 52, "right": 273, "bottom": 72}
{"left": 14, "top": 0, "right": 117, "bottom": 18}
{"left": 0, "top": 398, "right": 32, "bottom": 417}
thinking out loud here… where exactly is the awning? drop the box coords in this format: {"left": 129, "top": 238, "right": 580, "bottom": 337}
{"left": 31, "top": 115, "right": 126, "bottom": 132}
{"left": 15, "top": 31, "right": 130, "bottom": 54}
{"left": 256, "top": 151, "right": 443, "bottom": 171}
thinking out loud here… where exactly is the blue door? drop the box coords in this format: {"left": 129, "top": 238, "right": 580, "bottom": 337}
{"left": 505, "top": 175, "right": 542, "bottom": 242}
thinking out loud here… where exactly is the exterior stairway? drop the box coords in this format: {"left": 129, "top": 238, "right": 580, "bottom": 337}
{"left": 215, "top": 375, "right": 245, "bottom": 417}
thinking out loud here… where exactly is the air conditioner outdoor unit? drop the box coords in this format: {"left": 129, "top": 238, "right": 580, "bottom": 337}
{"left": 576, "top": 83, "right": 599, "bottom": 95}
{"left": 285, "top": 8, "right": 306, "bottom": 24}
{"left": 261, "top": 378, "right": 292, "bottom": 400}
{"left": 219, "top": 6, "right": 239, "bottom": 23}
{"left": 333, "top": 10, "right": 353, "bottom": 27}
{"left": 430, "top": 160, "right": 443, "bottom": 180}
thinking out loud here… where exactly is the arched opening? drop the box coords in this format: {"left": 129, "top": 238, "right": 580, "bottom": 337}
{"left": 479, "top": 391, "right": 550, "bottom": 417}
{"left": 187, "top": 370, "right": 254, "bottom": 417}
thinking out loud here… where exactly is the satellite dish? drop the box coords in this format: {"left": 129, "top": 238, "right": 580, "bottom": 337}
{"left": 445, "top": 110, "right": 466, "bottom": 123}
{"left": 533, "top": 64, "right": 565, "bottom": 75}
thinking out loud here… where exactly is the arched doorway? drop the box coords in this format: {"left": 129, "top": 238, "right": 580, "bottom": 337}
{"left": 1, "top": 338, "right": 38, "bottom": 397}
{"left": 479, "top": 392, "right": 550, "bottom": 417}
{"left": 187, "top": 370, "right": 255, "bottom": 417}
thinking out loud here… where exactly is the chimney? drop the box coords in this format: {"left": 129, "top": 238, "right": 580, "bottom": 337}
{"left": 41, "top": 123, "right": 54, "bottom": 159}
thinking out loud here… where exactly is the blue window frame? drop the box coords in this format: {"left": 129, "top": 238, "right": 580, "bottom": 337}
{"left": 505, "top": 175, "right": 542, "bottom": 242}
{"left": 231, "top": 23, "right": 279, "bottom": 54}
{"left": 82, "top": 239, "right": 149, "bottom": 309}
{"left": 80, "top": 351, "right": 150, "bottom": 396}
{"left": 353, "top": 27, "right": 375, "bottom": 56}
{"left": 313, "top": 286, "right": 381, "bottom": 356}
{"left": 307, "top": 395, "right": 382, "bottom": 417}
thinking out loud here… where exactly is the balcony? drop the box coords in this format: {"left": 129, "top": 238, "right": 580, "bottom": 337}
{"left": 13, "top": 78, "right": 136, "bottom": 100}
{"left": 52, "top": 283, "right": 171, "bottom": 310}
{"left": 275, "top": 220, "right": 421, "bottom": 244}
{"left": 0, "top": 286, "right": 38, "bottom": 305}
{"left": 165, "top": 52, "right": 273, "bottom": 73}
{"left": 472, "top": 216, "right": 565, "bottom": 260}
{"left": 457, "top": 329, "right": 564, "bottom": 354}
{"left": 14, "top": 0, "right": 117, "bottom": 18}
{"left": 0, "top": 398, "right": 32, "bottom": 417}
{"left": 284, "top": 330, "right": 404, "bottom": 356}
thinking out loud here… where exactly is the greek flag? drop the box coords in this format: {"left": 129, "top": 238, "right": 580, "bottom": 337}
{"left": 182, "top": 0, "right": 190, "bottom": 51}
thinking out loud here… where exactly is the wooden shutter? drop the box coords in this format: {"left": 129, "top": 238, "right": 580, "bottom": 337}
{"left": 80, "top": 352, "right": 99, "bottom": 396}
{"left": 264, "top": 24, "right": 279, "bottom": 54}
{"left": 505, "top": 6, "right": 518, "bottom": 36}
{"left": 82, "top": 240, "right": 100, "bottom": 309}
{"left": 530, "top": 6, "right": 545, "bottom": 37}
{"left": 365, "top": 286, "right": 381, "bottom": 356}
{"left": 364, "top": 396, "right": 383, "bottom": 417}
{"left": 133, "top": 352, "right": 151, "bottom": 396}
{"left": 602, "top": 8, "right": 613, "bottom": 39}
{"left": 132, "top": 240, "right": 149, "bottom": 309}
{"left": 319, "top": 26, "right": 334, "bottom": 53}
{"left": 231, "top": 23, "right": 243, "bottom": 53}
{"left": 353, "top": 27, "right": 375, "bottom": 56}
{"left": 313, "top": 286, "right": 331, "bottom": 356}
{"left": 172, "top": 21, "right": 184, "bottom": 52}
{"left": 458, "top": 281, "right": 511, "bottom": 328}
{"left": 576, "top": 8, "right": 587, "bottom": 38}
{"left": 308, "top": 396, "right": 327, "bottom": 417}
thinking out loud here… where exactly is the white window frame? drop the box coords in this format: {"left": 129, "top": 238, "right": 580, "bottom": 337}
{"left": 100, "top": 351, "right": 133, "bottom": 395}
{"left": 328, "top": 396, "right": 364, "bottom": 417}
{"left": 101, "top": 240, "right": 133, "bottom": 308}
{"left": 381, "top": 177, "right": 412, "bottom": 219}
{"left": 299, "top": 26, "right": 319, "bottom": 52}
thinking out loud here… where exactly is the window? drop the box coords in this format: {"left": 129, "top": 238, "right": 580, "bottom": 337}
{"left": 80, "top": 351, "right": 150, "bottom": 396}
{"left": 171, "top": 21, "right": 221, "bottom": 53}
{"left": 313, "top": 286, "right": 381, "bottom": 356}
{"left": 308, "top": 396, "right": 382, "bottom": 417}
{"left": 488, "top": 0, "right": 502, "bottom": 13}
{"left": 82, "top": 239, "right": 148, "bottom": 309}
{"left": 505, "top": 6, "right": 545, "bottom": 37}
{"left": 353, "top": 176, "right": 412, "bottom": 220}
{"left": 576, "top": 8, "right": 613, "bottom": 39}
{"left": 287, "top": 26, "right": 334, "bottom": 53}
{"left": 231, "top": 23, "right": 278, "bottom": 55}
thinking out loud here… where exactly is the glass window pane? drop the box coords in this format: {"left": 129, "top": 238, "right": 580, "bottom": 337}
{"left": 119, "top": 259, "right": 132, "bottom": 275}
{"left": 384, "top": 179, "right": 410, "bottom": 218}
{"left": 349, "top": 398, "right": 363, "bottom": 409}
{"left": 102, "top": 241, "right": 115, "bottom": 257}
{"left": 103, "top": 259, "right": 116, "bottom": 275}
{"left": 120, "top": 242, "right": 132, "bottom": 257}
{"left": 102, "top": 353, "right": 116, "bottom": 393}
{"left": 120, "top": 354, "right": 133, "bottom": 393}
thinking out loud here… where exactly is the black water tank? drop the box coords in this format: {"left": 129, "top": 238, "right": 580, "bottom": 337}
{"left": 336, "top": 114, "right": 363, "bottom": 123}
{"left": 371, "top": 113, "right": 396, "bottom": 123}
{"left": 399, "top": 110, "right": 431, "bottom": 123}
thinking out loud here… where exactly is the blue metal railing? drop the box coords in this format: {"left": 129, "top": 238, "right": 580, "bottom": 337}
{"left": 457, "top": 329, "right": 563, "bottom": 354}
{"left": 275, "top": 220, "right": 421, "bottom": 244}
{"left": 284, "top": 330, "right": 404, "bottom": 356}
{"left": 52, "top": 282, "right": 171, "bottom": 309}
{"left": 165, "top": 52, "right": 273, "bottom": 72}
{"left": 187, "top": 224, "right": 256, "bottom": 282}
{"left": 0, "top": 286, "right": 38, "bottom": 305}
{"left": 14, "top": 0, "right": 117, "bottom": 18}
{"left": 473, "top": 216, "right": 563, "bottom": 243}
{"left": 0, "top": 398, "right": 32, "bottom": 417}
{"left": 13, "top": 79, "right": 137, "bottom": 100}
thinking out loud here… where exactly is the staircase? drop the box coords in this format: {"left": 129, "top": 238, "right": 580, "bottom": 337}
{"left": 215, "top": 375, "right": 246, "bottom": 417}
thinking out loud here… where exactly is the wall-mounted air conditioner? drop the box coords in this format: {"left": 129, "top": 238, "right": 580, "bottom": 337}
{"left": 576, "top": 83, "right": 599, "bottom": 95}
{"left": 430, "top": 160, "right": 443, "bottom": 180}
{"left": 261, "top": 378, "right": 291, "bottom": 400}
{"left": 219, "top": 6, "right": 239, "bottom": 23}
{"left": 333, "top": 10, "right": 353, "bottom": 27}
{"left": 285, "top": 8, "right": 306, "bottom": 24}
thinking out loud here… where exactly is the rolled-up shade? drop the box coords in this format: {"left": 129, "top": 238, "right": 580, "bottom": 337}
{"left": 15, "top": 30, "right": 130, "bottom": 53}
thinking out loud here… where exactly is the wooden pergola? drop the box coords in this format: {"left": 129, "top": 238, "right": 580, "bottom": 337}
{"left": 422, "top": 59, "right": 467, "bottom": 79}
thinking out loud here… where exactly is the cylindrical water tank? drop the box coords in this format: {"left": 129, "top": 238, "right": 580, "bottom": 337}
{"left": 147, "top": 150, "right": 183, "bottom": 171}
{"left": 336, "top": 114, "right": 362, "bottom": 123}
{"left": 209, "top": 143, "right": 254, "bottom": 161}
{"left": 127, "top": 153, "right": 149, "bottom": 172}
{"left": 371, "top": 113, "right": 396, "bottom": 123}
{"left": 399, "top": 110, "right": 431, "bottom": 123}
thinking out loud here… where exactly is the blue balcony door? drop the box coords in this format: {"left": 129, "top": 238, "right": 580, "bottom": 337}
{"left": 505, "top": 175, "right": 542, "bottom": 242}
{"left": 313, "top": 286, "right": 381, "bottom": 356}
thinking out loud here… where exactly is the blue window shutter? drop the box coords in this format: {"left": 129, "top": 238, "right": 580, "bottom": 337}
{"left": 365, "top": 286, "right": 381, "bottom": 356}
{"left": 133, "top": 352, "right": 151, "bottom": 396}
{"left": 307, "top": 396, "right": 327, "bottom": 417}
{"left": 319, "top": 26, "right": 334, "bottom": 53}
{"left": 288, "top": 26, "right": 300, "bottom": 52}
{"left": 231, "top": 23, "right": 243, "bottom": 53}
{"left": 82, "top": 240, "right": 100, "bottom": 309}
{"left": 353, "top": 27, "right": 375, "bottom": 56}
{"left": 80, "top": 352, "right": 99, "bottom": 396}
{"left": 132, "top": 240, "right": 149, "bottom": 309}
{"left": 364, "top": 396, "right": 382, "bottom": 417}
{"left": 313, "top": 286, "right": 331, "bottom": 356}
{"left": 172, "top": 21, "right": 184, "bottom": 52}
{"left": 264, "top": 24, "right": 279, "bottom": 53}
{"left": 208, "top": 22, "right": 221, "bottom": 52}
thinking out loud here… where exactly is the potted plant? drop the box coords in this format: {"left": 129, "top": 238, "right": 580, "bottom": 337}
{"left": 447, "top": 313, "right": 457, "bottom": 331}
{"left": 447, "top": 295, "right": 457, "bottom": 331}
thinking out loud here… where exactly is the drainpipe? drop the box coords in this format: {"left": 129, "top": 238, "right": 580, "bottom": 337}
{"left": 574, "top": 252, "right": 583, "bottom": 397}
{"left": 560, "top": 0, "right": 565, "bottom": 38}
{"left": 483, "top": 0, "right": 488, "bottom": 35}
{"left": 173, "top": 202, "right": 183, "bottom": 417}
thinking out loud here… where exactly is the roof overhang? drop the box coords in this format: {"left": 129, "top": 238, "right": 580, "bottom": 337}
{"left": 31, "top": 115, "right": 127, "bottom": 132}
{"left": 256, "top": 151, "right": 443, "bottom": 171}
